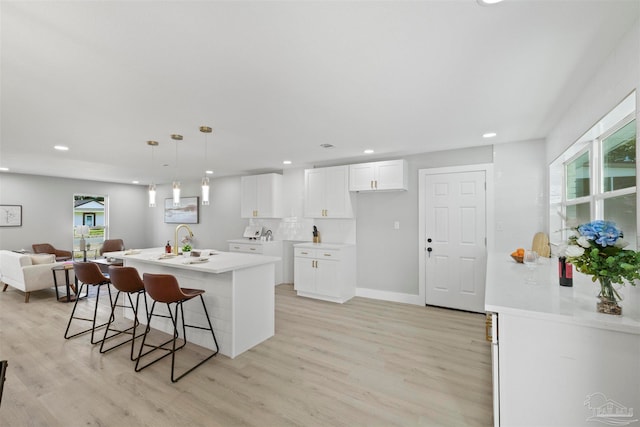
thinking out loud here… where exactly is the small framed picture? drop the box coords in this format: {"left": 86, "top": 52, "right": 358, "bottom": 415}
{"left": 164, "top": 197, "right": 199, "bottom": 224}
{"left": 0, "top": 205, "right": 22, "bottom": 227}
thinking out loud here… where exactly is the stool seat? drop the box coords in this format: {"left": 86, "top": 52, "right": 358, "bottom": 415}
{"left": 135, "top": 273, "right": 218, "bottom": 382}
{"left": 179, "top": 288, "right": 204, "bottom": 298}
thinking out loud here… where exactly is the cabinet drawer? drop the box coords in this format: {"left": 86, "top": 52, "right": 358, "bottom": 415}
{"left": 294, "top": 247, "right": 341, "bottom": 260}
{"left": 317, "top": 249, "right": 340, "bottom": 260}
{"left": 294, "top": 247, "right": 316, "bottom": 258}
{"left": 228, "top": 243, "right": 264, "bottom": 254}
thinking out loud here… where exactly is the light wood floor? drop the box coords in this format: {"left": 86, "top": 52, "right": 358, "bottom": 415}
{"left": 0, "top": 284, "right": 493, "bottom": 426}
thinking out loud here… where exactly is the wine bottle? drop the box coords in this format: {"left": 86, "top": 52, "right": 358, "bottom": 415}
{"left": 559, "top": 257, "right": 573, "bottom": 287}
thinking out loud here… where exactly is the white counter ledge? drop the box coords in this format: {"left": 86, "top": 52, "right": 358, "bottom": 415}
{"left": 485, "top": 252, "right": 640, "bottom": 335}
{"left": 486, "top": 252, "right": 640, "bottom": 426}
{"left": 105, "top": 247, "right": 280, "bottom": 359}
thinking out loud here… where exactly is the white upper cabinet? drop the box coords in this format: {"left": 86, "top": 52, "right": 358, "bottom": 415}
{"left": 304, "top": 166, "right": 353, "bottom": 218}
{"left": 349, "top": 159, "right": 408, "bottom": 191}
{"left": 240, "top": 173, "right": 283, "bottom": 218}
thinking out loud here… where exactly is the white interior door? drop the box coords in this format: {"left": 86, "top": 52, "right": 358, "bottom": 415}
{"left": 423, "top": 170, "right": 487, "bottom": 312}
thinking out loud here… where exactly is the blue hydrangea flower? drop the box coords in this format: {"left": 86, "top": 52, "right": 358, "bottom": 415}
{"left": 578, "top": 220, "right": 621, "bottom": 247}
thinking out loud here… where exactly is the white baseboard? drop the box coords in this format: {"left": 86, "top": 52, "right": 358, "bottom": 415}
{"left": 355, "top": 287, "right": 423, "bottom": 306}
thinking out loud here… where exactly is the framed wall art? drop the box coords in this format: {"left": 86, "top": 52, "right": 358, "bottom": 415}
{"left": 0, "top": 205, "right": 22, "bottom": 227}
{"left": 164, "top": 197, "right": 199, "bottom": 224}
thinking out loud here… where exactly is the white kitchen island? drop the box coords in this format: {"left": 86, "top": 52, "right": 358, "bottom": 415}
{"left": 106, "top": 248, "right": 279, "bottom": 359}
{"left": 485, "top": 253, "right": 640, "bottom": 427}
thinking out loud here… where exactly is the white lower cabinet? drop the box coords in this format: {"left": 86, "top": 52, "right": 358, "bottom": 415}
{"left": 228, "top": 239, "right": 283, "bottom": 285}
{"left": 486, "top": 254, "right": 640, "bottom": 427}
{"left": 293, "top": 243, "right": 355, "bottom": 303}
{"left": 492, "top": 312, "right": 640, "bottom": 427}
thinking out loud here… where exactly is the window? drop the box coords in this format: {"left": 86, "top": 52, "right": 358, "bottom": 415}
{"left": 602, "top": 120, "right": 636, "bottom": 192}
{"left": 550, "top": 92, "right": 637, "bottom": 249}
{"left": 74, "top": 194, "right": 107, "bottom": 257}
{"left": 566, "top": 151, "right": 590, "bottom": 200}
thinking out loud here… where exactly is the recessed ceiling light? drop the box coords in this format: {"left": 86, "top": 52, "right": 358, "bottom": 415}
{"left": 477, "top": 0, "right": 504, "bottom": 5}
{"left": 0, "top": 167, "right": 9, "bottom": 172}
{"left": 283, "top": 160, "right": 292, "bottom": 165}
{"left": 483, "top": 132, "right": 497, "bottom": 139}
{"left": 206, "top": 170, "right": 214, "bottom": 175}
{"left": 320, "top": 143, "right": 334, "bottom": 149}
{"left": 132, "top": 180, "right": 139, "bottom": 184}
{"left": 54, "top": 145, "right": 69, "bottom": 151}
{"left": 364, "top": 149, "right": 375, "bottom": 154}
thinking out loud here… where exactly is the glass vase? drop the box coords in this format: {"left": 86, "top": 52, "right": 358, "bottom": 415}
{"left": 597, "top": 277, "right": 622, "bottom": 315}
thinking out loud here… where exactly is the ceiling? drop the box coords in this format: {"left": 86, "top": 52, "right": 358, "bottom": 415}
{"left": 1, "top": 0, "right": 639, "bottom": 186}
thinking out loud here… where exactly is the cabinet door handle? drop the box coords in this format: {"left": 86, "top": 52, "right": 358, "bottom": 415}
{"left": 323, "top": 253, "right": 332, "bottom": 257}
{"left": 370, "top": 180, "right": 374, "bottom": 189}
{"left": 485, "top": 314, "right": 492, "bottom": 342}
{"left": 375, "top": 180, "right": 378, "bottom": 189}
{"left": 250, "top": 248, "right": 256, "bottom": 251}
{"left": 300, "top": 251, "right": 309, "bottom": 255}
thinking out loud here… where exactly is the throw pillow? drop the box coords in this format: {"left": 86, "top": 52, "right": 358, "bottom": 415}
{"left": 30, "top": 254, "right": 56, "bottom": 265}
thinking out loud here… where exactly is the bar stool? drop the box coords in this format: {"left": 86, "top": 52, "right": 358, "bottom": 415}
{"left": 135, "top": 273, "right": 219, "bottom": 383}
{"left": 64, "top": 262, "right": 114, "bottom": 344}
{"left": 99, "top": 266, "right": 148, "bottom": 360}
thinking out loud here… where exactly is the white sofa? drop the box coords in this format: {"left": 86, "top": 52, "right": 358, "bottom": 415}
{"left": 0, "top": 250, "right": 74, "bottom": 302}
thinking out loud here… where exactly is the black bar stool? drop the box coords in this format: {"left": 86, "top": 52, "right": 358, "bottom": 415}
{"left": 64, "top": 262, "right": 114, "bottom": 344}
{"left": 99, "top": 266, "right": 148, "bottom": 360}
{"left": 135, "top": 273, "right": 219, "bottom": 382}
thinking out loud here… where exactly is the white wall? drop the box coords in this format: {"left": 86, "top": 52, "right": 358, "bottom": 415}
{"left": 355, "top": 145, "right": 494, "bottom": 296}
{"left": 545, "top": 20, "right": 640, "bottom": 300}
{"left": 546, "top": 19, "right": 639, "bottom": 242}
{"left": 146, "top": 176, "right": 248, "bottom": 251}
{"left": 546, "top": 22, "right": 640, "bottom": 164}
{"left": 0, "top": 141, "right": 549, "bottom": 301}
{"left": 0, "top": 173, "right": 150, "bottom": 252}
{"left": 493, "top": 139, "right": 547, "bottom": 254}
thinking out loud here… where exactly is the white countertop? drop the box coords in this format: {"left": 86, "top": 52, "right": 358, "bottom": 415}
{"left": 105, "top": 247, "right": 280, "bottom": 274}
{"left": 485, "top": 252, "right": 640, "bottom": 335}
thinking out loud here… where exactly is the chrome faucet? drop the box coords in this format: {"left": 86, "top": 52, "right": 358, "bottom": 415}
{"left": 174, "top": 224, "right": 194, "bottom": 255}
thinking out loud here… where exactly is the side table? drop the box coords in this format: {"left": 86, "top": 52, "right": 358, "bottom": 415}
{"left": 51, "top": 263, "right": 80, "bottom": 302}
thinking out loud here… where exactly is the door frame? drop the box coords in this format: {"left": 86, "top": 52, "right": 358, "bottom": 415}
{"left": 418, "top": 163, "right": 495, "bottom": 306}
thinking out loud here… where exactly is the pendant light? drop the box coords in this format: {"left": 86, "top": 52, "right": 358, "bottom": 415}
{"left": 147, "top": 140, "right": 159, "bottom": 207}
{"left": 200, "top": 126, "right": 213, "bottom": 206}
{"left": 171, "top": 134, "right": 183, "bottom": 206}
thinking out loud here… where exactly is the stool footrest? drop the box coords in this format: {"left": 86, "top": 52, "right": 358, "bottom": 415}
{"left": 135, "top": 294, "right": 219, "bottom": 382}
{"left": 99, "top": 289, "right": 147, "bottom": 360}
{"left": 64, "top": 281, "right": 114, "bottom": 344}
